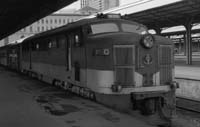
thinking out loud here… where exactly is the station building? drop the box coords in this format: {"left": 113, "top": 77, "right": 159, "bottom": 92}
{"left": 80, "top": 0, "right": 119, "bottom": 11}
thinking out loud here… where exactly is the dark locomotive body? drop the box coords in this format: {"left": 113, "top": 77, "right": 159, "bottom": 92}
{"left": 0, "top": 14, "right": 178, "bottom": 120}
{"left": 0, "top": 43, "right": 20, "bottom": 70}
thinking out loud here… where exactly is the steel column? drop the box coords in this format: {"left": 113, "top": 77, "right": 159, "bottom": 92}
{"left": 184, "top": 19, "right": 193, "bottom": 65}
{"left": 154, "top": 28, "right": 162, "bottom": 35}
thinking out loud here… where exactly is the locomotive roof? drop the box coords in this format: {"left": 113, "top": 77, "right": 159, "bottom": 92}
{"left": 23, "top": 17, "right": 145, "bottom": 43}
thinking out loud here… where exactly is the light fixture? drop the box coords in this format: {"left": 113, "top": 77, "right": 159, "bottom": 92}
{"left": 141, "top": 34, "right": 154, "bottom": 48}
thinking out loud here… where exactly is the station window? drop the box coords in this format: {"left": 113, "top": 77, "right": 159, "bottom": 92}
{"left": 41, "top": 19, "right": 44, "bottom": 24}
{"left": 50, "top": 19, "right": 52, "bottom": 24}
{"left": 59, "top": 19, "right": 61, "bottom": 24}
{"left": 55, "top": 19, "right": 57, "bottom": 24}
{"left": 46, "top": 19, "right": 48, "bottom": 24}
{"left": 42, "top": 26, "right": 44, "bottom": 31}
{"left": 37, "top": 27, "right": 40, "bottom": 32}
{"left": 29, "top": 26, "right": 33, "bottom": 32}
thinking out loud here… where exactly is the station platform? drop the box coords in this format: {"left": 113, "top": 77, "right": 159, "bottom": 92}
{"left": 175, "top": 65, "right": 200, "bottom": 101}
{"left": 175, "top": 65, "right": 200, "bottom": 80}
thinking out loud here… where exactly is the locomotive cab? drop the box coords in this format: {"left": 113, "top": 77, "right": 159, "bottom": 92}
{"left": 85, "top": 13, "right": 178, "bottom": 117}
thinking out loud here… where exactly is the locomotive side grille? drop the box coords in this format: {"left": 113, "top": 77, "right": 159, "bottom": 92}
{"left": 114, "top": 45, "right": 135, "bottom": 86}
{"left": 159, "top": 45, "right": 173, "bottom": 84}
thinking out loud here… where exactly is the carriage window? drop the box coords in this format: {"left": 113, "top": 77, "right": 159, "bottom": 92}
{"left": 32, "top": 42, "right": 38, "bottom": 51}
{"left": 121, "top": 23, "right": 147, "bottom": 35}
{"left": 48, "top": 41, "right": 52, "bottom": 48}
{"left": 52, "top": 39, "right": 57, "bottom": 48}
{"left": 74, "top": 35, "right": 80, "bottom": 46}
{"left": 39, "top": 40, "right": 48, "bottom": 50}
{"left": 58, "top": 36, "right": 66, "bottom": 49}
{"left": 22, "top": 44, "right": 28, "bottom": 52}
{"left": 90, "top": 23, "right": 119, "bottom": 34}
{"left": 48, "top": 38, "right": 57, "bottom": 48}
{"left": 36, "top": 43, "right": 39, "bottom": 50}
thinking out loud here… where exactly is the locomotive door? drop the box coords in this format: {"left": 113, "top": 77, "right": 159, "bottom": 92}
{"left": 68, "top": 29, "right": 87, "bottom": 87}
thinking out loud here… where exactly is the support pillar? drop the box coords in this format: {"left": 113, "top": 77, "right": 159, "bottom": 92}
{"left": 154, "top": 28, "right": 162, "bottom": 35}
{"left": 183, "top": 34, "right": 186, "bottom": 56}
{"left": 184, "top": 18, "right": 193, "bottom": 65}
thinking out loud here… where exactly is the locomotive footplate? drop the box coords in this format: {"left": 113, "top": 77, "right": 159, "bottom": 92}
{"left": 131, "top": 91, "right": 173, "bottom": 115}
{"left": 131, "top": 91, "right": 167, "bottom": 100}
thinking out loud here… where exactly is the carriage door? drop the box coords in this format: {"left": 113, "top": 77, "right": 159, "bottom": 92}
{"left": 69, "top": 29, "right": 86, "bottom": 86}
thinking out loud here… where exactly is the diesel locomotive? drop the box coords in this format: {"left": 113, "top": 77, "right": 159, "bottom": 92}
{"left": 0, "top": 13, "right": 178, "bottom": 121}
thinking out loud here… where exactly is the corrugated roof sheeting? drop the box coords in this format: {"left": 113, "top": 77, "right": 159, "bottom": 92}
{"left": 0, "top": 0, "right": 77, "bottom": 40}
{"left": 127, "top": 0, "right": 200, "bottom": 29}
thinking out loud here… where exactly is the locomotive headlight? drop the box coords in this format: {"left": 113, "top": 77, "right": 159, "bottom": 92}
{"left": 141, "top": 35, "right": 154, "bottom": 48}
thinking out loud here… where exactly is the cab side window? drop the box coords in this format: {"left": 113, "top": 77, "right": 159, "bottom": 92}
{"left": 73, "top": 29, "right": 82, "bottom": 47}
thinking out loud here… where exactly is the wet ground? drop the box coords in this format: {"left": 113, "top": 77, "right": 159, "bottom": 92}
{"left": 176, "top": 109, "right": 200, "bottom": 127}
{"left": 0, "top": 67, "right": 199, "bottom": 127}
{"left": 0, "top": 67, "right": 153, "bottom": 127}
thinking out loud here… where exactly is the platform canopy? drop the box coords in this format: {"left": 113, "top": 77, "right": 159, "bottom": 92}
{"left": 0, "top": 0, "right": 77, "bottom": 40}
{"left": 103, "top": 0, "right": 200, "bottom": 29}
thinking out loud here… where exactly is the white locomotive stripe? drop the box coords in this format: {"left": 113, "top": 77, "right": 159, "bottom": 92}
{"left": 86, "top": 69, "right": 114, "bottom": 90}
{"left": 21, "top": 61, "right": 170, "bottom": 95}
{"left": 153, "top": 72, "right": 160, "bottom": 86}
{"left": 134, "top": 72, "right": 143, "bottom": 87}
{"left": 89, "top": 85, "right": 171, "bottom": 95}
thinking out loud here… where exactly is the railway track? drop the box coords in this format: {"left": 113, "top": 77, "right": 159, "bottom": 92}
{"left": 176, "top": 96, "right": 200, "bottom": 113}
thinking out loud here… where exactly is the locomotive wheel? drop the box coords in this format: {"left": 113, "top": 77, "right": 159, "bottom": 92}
{"left": 141, "top": 98, "right": 156, "bottom": 115}
{"left": 157, "top": 97, "right": 173, "bottom": 121}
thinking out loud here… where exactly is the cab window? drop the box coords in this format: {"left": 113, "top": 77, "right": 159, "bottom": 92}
{"left": 90, "top": 23, "right": 119, "bottom": 34}
{"left": 121, "top": 23, "right": 147, "bottom": 35}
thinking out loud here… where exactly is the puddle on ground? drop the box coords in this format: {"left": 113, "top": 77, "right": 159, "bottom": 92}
{"left": 65, "top": 120, "right": 76, "bottom": 124}
{"left": 42, "top": 104, "right": 80, "bottom": 116}
{"left": 18, "top": 84, "right": 33, "bottom": 93}
{"left": 100, "top": 112, "right": 120, "bottom": 122}
{"left": 53, "top": 92, "right": 76, "bottom": 99}
{"left": 36, "top": 95, "right": 60, "bottom": 103}
{"left": 41, "top": 86, "right": 63, "bottom": 93}
{"left": 61, "top": 104, "right": 80, "bottom": 114}
{"left": 83, "top": 104, "right": 102, "bottom": 110}
{"left": 36, "top": 94, "right": 80, "bottom": 116}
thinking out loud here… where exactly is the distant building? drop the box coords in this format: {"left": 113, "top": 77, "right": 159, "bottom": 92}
{"left": 76, "top": 6, "right": 99, "bottom": 15}
{"left": 0, "top": 13, "right": 88, "bottom": 46}
{"left": 80, "top": 0, "right": 119, "bottom": 11}
{"left": 81, "top": 0, "right": 89, "bottom": 8}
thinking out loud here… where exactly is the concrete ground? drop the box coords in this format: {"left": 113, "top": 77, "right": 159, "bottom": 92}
{"left": 0, "top": 66, "right": 198, "bottom": 127}
{"left": 175, "top": 66, "right": 200, "bottom": 79}
{"left": 0, "top": 67, "right": 153, "bottom": 127}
